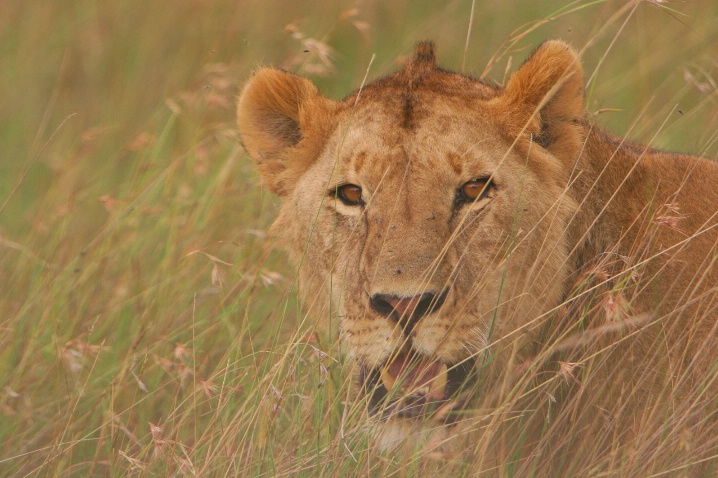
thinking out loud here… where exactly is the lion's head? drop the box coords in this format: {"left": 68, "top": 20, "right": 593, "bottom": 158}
{"left": 237, "top": 41, "right": 586, "bottom": 447}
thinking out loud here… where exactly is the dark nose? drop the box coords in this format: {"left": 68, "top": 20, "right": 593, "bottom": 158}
{"left": 369, "top": 290, "right": 448, "bottom": 333}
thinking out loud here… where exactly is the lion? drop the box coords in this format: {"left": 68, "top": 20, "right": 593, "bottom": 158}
{"left": 237, "top": 41, "right": 718, "bottom": 475}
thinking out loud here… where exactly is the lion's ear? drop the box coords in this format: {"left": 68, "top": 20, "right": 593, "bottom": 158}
{"left": 237, "top": 68, "right": 337, "bottom": 196}
{"left": 492, "top": 40, "right": 585, "bottom": 157}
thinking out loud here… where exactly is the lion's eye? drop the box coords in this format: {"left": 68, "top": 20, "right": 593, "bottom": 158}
{"left": 459, "top": 177, "right": 494, "bottom": 202}
{"left": 334, "top": 184, "right": 364, "bottom": 206}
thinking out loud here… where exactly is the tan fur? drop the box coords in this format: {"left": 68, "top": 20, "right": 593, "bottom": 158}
{"left": 237, "top": 41, "right": 718, "bottom": 473}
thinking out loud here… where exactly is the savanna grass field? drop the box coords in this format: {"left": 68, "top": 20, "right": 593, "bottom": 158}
{"left": 2, "top": 1, "right": 718, "bottom": 476}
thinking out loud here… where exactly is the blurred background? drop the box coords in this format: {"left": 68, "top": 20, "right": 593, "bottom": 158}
{"left": 1, "top": 0, "right": 717, "bottom": 475}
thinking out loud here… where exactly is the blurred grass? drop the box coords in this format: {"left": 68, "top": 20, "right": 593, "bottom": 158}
{"left": 1, "top": 0, "right": 717, "bottom": 476}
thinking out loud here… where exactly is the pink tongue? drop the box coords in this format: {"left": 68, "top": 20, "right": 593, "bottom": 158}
{"left": 387, "top": 356, "right": 442, "bottom": 389}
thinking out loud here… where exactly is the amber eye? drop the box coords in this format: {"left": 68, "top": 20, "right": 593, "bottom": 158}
{"left": 460, "top": 177, "right": 494, "bottom": 202}
{"left": 335, "top": 184, "right": 363, "bottom": 206}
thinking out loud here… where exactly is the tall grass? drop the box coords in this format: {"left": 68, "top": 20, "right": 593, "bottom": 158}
{"left": 1, "top": 0, "right": 717, "bottom": 476}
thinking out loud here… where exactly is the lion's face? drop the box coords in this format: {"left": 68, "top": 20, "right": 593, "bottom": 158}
{"left": 238, "top": 41, "right": 585, "bottom": 445}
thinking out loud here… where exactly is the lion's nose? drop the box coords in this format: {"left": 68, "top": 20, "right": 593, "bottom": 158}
{"left": 369, "top": 290, "right": 447, "bottom": 333}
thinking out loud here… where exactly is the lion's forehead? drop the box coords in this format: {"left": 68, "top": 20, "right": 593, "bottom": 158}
{"left": 330, "top": 99, "right": 508, "bottom": 189}
{"left": 344, "top": 93, "right": 497, "bottom": 140}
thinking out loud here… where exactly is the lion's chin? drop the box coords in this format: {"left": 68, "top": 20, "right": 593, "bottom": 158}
{"left": 371, "top": 417, "right": 465, "bottom": 454}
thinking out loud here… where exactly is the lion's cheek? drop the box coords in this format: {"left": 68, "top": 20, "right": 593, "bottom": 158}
{"left": 413, "top": 323, "right": 482, "bottom": 363}
{"left": 341, "top": 322, "right": 401, "bottom": 368}
{"left": 412, "top": 302, "right": 494, "bottom": 362}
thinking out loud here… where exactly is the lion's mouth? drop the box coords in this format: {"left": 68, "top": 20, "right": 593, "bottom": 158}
{"left": 360, "top": 350, "right": 476, "bottom": 422}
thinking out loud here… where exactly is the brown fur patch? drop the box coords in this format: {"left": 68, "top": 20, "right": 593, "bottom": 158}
{"left": 447, "top": 152, "right": 464, "bottom": 176}
{"left": 398, "top": 41, "right": 437, "bottom": 129}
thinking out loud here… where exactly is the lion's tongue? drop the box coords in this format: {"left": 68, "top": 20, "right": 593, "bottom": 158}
{"left": 380, "top": 354, "right": 448, "bottom": 400}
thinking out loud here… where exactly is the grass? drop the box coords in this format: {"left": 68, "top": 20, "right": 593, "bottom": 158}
{"left": 1, "top": 0, "right": 718, "bottom": 476}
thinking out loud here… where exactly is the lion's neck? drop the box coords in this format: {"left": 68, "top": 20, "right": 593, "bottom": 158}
{"left": 566, "top": 125, "right": 663, "bottom": 270}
